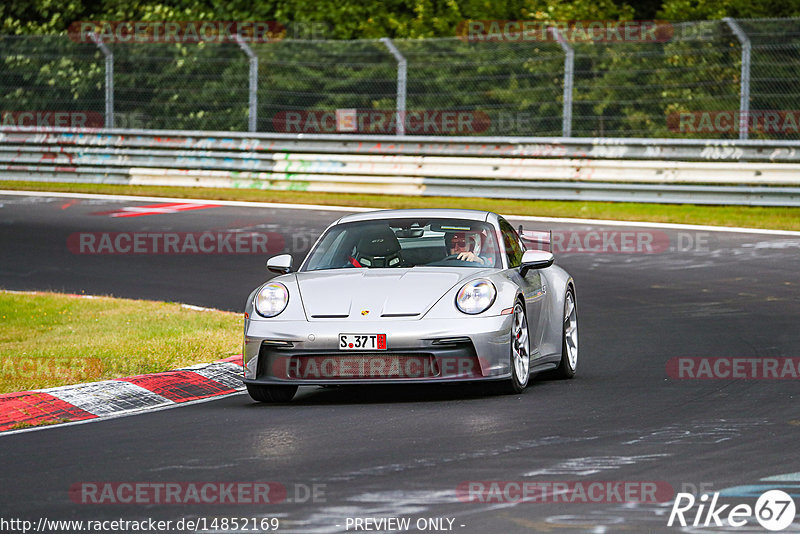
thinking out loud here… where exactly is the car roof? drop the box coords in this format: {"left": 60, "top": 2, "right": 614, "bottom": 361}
{"left": 335, "top": 209, "right": 494, "bottom": 224}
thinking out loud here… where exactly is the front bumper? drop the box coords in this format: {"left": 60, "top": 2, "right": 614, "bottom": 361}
{"left": 243, "top": 315, "right": 513, "bottom": 385}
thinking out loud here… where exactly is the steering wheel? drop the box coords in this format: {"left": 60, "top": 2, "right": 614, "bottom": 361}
{"left": 439, "top": 254, "right": 480, "bottom": 264}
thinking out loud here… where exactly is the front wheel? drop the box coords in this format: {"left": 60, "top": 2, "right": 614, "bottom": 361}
{"left": 246, "top": 384, "right": 298, "bottom": 403}
{"left": 504, "top": 301, "right": 531, "bottom": 394}
{"left": 553, "top": 287, "right": 578, "bottom": 379}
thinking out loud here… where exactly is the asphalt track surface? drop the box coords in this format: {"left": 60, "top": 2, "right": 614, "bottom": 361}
{"left": 1, "top": 192, "right": 799, "bottom": 533}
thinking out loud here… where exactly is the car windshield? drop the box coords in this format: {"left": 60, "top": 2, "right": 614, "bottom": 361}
{"left": 302, "top": 218, "right": 502, "bottom": 271}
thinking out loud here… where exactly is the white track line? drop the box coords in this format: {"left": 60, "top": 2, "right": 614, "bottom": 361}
{"left": 0, "top": 189, "right": 371, "bottom": 213}
{"left": 507, "top": 214, "right": 800, "bottom": 236}
{"left": 2, "top": 189, "right": 798, "bottom": 236}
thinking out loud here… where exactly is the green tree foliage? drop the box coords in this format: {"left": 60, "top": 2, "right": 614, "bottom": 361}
{"left": 2, "top": 0, "right": 639, "bottom": 37}
{"left": 658, "top": 0, "right": 800, "bottom": 20}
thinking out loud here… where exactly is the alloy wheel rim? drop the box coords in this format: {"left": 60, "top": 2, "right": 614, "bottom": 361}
{"left": 512, "top": 303, "right": 530, "bottom": 382}
{"left": 564, "top": 291, "right": 578, "bottom": 370}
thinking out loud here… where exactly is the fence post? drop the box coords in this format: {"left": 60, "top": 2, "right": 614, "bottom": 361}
{"left": 234, "top": 34, "right": 259, "bottom": 132}
{"left": 380, "top": 37, "right": 407, "bottom": 136}
{"left": 89, "top": 33, "right": 114, "bottom": 129}
{"left": 548, "top": 27, "right": 574, "bottom": 138}
{"left": 724, "top": 18, "right": 751, "bottom": 141}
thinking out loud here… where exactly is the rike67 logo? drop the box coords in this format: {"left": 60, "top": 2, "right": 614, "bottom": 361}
{"left": 668, "top": 490, "right": 796, "bottom": 531}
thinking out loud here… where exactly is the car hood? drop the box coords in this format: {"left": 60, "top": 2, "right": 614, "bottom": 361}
{"left": 295, "top": 268, "right": 485, "bottom": 320}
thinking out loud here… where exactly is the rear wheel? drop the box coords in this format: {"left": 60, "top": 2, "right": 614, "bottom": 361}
{"left": 553, "top": 287, "right": 578, "bottom": 379}
{"left": 505, "top": 301, "right": 530, "bottom": 394}
{"left": 246, "top": 384, "right": 298, "bottom": 403}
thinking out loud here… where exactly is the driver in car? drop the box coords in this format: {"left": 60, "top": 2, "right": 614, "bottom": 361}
{"left": 445, "top": 231, "right": 493, "bottom": 265}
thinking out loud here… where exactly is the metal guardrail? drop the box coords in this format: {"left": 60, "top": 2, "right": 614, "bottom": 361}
{"left": 5, "top": 146, "right": 800, "bottom": 184}
{"left": 4, "top": 127, "right": 800, "bottom": 161}
{"left": 2, "top": 127, "right": 800, "bottom": 206}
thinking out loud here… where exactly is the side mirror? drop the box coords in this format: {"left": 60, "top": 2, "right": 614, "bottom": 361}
{"left": 266, "top": 254, "right": 293, "bottom": 274}
{"left": 520, "top": 250, "right": 554, "bottom": 275}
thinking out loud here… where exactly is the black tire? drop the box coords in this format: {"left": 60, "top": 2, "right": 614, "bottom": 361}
{"left": 504, "top": 301, "right": 531, "bottom": 394}
{"left": 553, "top": 287, "right": 578, "bottom": 379}
{"left": 246, "top": 384, "right": 298, "bottom": 403}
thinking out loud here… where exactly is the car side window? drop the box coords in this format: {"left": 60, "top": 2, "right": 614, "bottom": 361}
{"left": 499, "top": 219, "right": 524, "bottom": 268}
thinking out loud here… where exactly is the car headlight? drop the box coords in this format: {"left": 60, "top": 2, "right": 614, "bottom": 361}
{"left": 455, "top": 279, "right": 496, "bottom": 315}
{"left": 254, "top": 282, "right": 289, "bottom": 317}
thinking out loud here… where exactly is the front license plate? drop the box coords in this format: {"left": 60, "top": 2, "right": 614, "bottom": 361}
{"left": 339, "top": 334, "right": 387, "bottom": 350}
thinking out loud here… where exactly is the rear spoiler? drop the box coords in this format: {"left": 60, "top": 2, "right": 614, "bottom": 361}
{"left": 518, "top": 225, "right": 552, "bottom": 253}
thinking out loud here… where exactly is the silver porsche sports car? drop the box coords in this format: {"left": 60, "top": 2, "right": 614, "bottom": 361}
{"left": 242, "top": 209, "right": 577, "bottom": 402}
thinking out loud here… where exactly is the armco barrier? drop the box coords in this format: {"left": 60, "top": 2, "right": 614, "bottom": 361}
{"left": 2, "top": 127, "right": 800, "bottom": 206}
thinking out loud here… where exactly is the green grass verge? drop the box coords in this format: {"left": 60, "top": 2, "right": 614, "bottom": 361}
{"left": 10, "top": 418, "right": 70, "bottom": 430}
{"left": 0, "top": 290, "right": 241, "bottom": 394}
{"left": 2, "top": 181, "right": 799, "bottom": 231}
